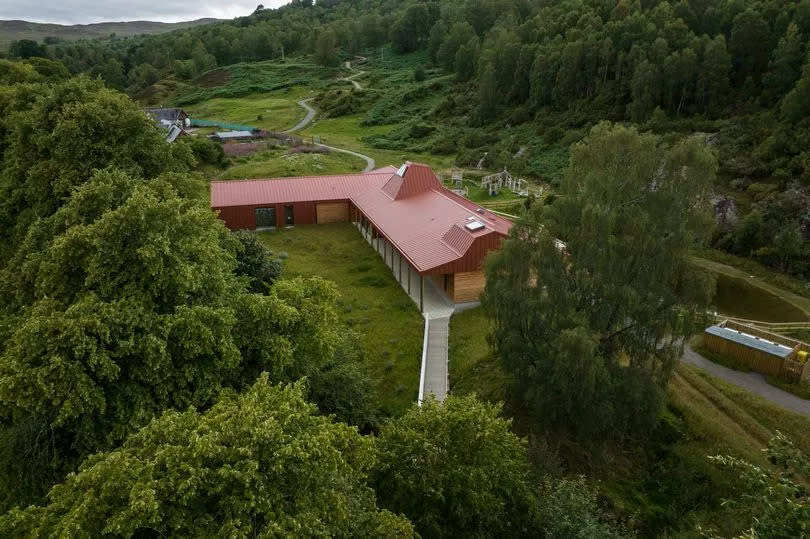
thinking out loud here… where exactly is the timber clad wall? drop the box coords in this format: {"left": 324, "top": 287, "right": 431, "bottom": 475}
{"left": 702, "top": 332, "right": 785, "bottom": 376}
{"left": 316, "top": 202, "right": 349, "bottom": 224}
{"left": 428, "top": 234, "right": 504, "bottom": 275}
{"left": 452, "top": 270, "right": 486, "bottom": 303}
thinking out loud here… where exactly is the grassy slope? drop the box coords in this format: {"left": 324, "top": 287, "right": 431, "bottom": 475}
{"left": 184, "top": 87, "right": 313, "bottom": 132}
{"left": 300, "top": 113, "right": 456, "bottom": 171}
{"left": 257, "top": 224, "right": 423, "bottom": 415}
{"left": 448, "top": 306, "right": 810, "bottom": 536}
{"left": 218, "top": 148, "right": 366, "bottom": 179}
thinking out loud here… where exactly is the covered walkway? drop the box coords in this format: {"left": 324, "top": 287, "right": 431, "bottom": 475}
{"left": 355, "top": 221, "right": 452, "bottom": 401}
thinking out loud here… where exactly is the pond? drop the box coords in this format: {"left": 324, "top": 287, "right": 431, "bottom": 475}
{"left": 711, "top": 273, "right": 808, "bottom": 323}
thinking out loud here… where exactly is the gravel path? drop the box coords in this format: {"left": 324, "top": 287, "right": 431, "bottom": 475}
{"left": 285, "top": 98, "right": 316, "bottom": 133}
{"left": 681, "top": 346, "right": 810, "bottom": 417}
{"left": 287, "top": 90, "right": 376, "bottom": 172}
{"left": 339, "top": 59, "right": 365, "bottom": 90}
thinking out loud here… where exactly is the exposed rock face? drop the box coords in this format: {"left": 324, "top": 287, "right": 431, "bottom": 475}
{"left": 711, "top": 195, "right": 738, "bottom": 229}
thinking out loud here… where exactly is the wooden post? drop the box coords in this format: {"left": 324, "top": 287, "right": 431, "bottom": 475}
{"left": 398, "top": 252, "right": 402, "bottom": 283}
{"left": 420, "top": 274, "right": 424, "bottom": 312}
{"left": 407, "top": 264, "right": 411, "bottom": 294}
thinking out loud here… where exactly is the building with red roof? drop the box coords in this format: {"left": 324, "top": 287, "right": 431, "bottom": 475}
{"left": 210, "top": 162, "right": 513, "bottom": 307}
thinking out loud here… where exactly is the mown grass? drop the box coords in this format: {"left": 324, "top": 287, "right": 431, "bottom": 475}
{"left": 219, "top": 148, "right": 367, "bottom": 179}
{"left": 257, "top": 224, "right": 423, "bottom": 416}
{"left": 184, "top": 88, "right": 313, "bottom": 132}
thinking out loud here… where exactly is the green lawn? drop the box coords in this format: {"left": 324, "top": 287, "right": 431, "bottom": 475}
{"left": 300, "top": 114, "right": 456, "bottom": 171}
{"left": 257, "top": 224, "right": 423, "bottom": 415}
{"left": 219, "top": 148, "right": 367, "bottom": 179}
{"left": 185, "top": 87, "right": 313, "bottom": 132}
{"left": 448, "top": 307, "right": 508, "bottom": 401}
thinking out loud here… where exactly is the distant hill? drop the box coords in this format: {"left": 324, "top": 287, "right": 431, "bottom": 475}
{"left": 0, "top": 18, "right": 220, "bottom": 49}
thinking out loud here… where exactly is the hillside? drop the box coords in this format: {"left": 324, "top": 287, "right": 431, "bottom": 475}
{"left": 0, "top": 18, "right": 219, "bottom": 49}
{"left": 19, "top": 0, "right": 807, "bottom": 284}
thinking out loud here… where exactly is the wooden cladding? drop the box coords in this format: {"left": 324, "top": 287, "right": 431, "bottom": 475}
{"left": 316, "top": 202, "right": 349, "bottom": 224}
{"left": 452, "top": 270, "right": 486, "bottom": 303}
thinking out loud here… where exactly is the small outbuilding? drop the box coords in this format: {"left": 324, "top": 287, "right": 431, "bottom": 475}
{"left": 211, "top": 131, "right": 255, "bottom": 143}
{"left": 703, "top": 320, "right": 810, "bottom": 380}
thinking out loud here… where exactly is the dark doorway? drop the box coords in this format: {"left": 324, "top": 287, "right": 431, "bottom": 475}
{"left": 284, "top": 205, "right": 294, "bottom": 226}
{"left": 255, "top": 207, "right": 276, "bottom": 228}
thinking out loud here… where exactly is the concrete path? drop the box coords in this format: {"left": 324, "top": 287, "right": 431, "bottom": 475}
{"left": 682, "top": 346, "right": 810, "bottom": 417}
{"left": 357, "top": 224, "right": 453, "bottom": 401}
{"left": 423, "top": 316, "right": 450, "bottom": 400}
{"left": 285, "top": 98, "right": 316, "bottom": 133}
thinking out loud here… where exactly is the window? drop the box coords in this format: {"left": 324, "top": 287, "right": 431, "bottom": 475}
{"left": 255, "top": 207, "right": 276, "bottom": 228}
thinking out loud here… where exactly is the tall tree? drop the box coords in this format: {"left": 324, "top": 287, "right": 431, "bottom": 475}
{"left": 373, "top": 395, "right": 540, "bottom": 537}
{"left": 0, "top": 77, "right": 190, "bottom": 258}
{"left": 483, "top": 123, "right": 716, "bottom": 440}
{"left": 314, "top": 28, "right": 339, "bottom": 67}
{"left": 0, "top": 169, "right": 341, "bottom": 505}
{"left": 729, "top": 8, "right": 772, "bottom": 87}
{"left": 762, "top": 23, "right": 805, "bottom": 104}
{"left": 0, "top": 376, "right": 414, "bottom": 537}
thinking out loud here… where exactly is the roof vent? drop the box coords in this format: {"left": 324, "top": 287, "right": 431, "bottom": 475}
{"left": 465, "top": 220, "right": 485, "bottom": 232}
{"left": 475, "top": 208, "right": 484, "bottom": 214}
{"left": 396, "top": 163, "right": 408, "bottom": 177}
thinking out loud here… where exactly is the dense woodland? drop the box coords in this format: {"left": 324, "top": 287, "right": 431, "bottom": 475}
{"left": 3, "top": 0, "right": 810, "bottom": 536}
{"left": 12, "top": 0, "right": 809, "bottom": 280}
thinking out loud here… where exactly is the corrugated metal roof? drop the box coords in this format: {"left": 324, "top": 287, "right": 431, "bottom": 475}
{"left": 211, "top": 171, "right": 394, "bottom": 207}
{"left": 211, "top": 163, "right": 514, "bottom": 272}
{"left": 350, "top": 164, "right": 512, "bottom": 272}
{"left": 216, "top": 131, "right": 253, "bottom": 139}
{"left": 705, "top": 325, "right": 794, "bottom": 358}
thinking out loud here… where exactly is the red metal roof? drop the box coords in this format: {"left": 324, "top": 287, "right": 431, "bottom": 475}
{"left": 210, "top": 171, "right": 393, "bottom": 207}
{"left": 210, "top": 162, "right": 513, "bottom": 272}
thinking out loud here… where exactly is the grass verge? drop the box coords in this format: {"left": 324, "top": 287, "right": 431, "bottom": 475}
{"left": 257, "top": 223, "right": 423, "bottom": 415}
{"left": 448, "top": 307, "right": 507, "bottom": 402}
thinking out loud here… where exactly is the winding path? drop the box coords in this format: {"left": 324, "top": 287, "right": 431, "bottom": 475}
{"left": 339, "top": 58, "right": 366, "bottom": 90}
{"left": 285, "top": 82, "right": 376, "bottom": 172}
{"left": 286, "top": 98, "right": 316, "bottom": 133}
{"left": 314, "top": 142, "right": 375, "bottom": 172}
{"left": 681, "top": 345, "right": 810, "bottom": 417}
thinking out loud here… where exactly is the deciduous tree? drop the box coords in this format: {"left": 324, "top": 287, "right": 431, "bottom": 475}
{"left": 483, "top": 123, "right": 716, "bottom": 440}
{"left": 0, "top": 375, "right": 414, "bottom": 537}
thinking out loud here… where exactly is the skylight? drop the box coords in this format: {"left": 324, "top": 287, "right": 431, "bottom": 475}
{"left": 465, "top": 220, "right": 485, "bottom": 232}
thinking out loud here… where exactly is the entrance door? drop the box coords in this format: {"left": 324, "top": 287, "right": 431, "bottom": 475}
{"left": 255, "top": 207, "right": 276, "bottom": 228}
{"left": 284, "top": 205, "right": 294, "bottom": 226}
